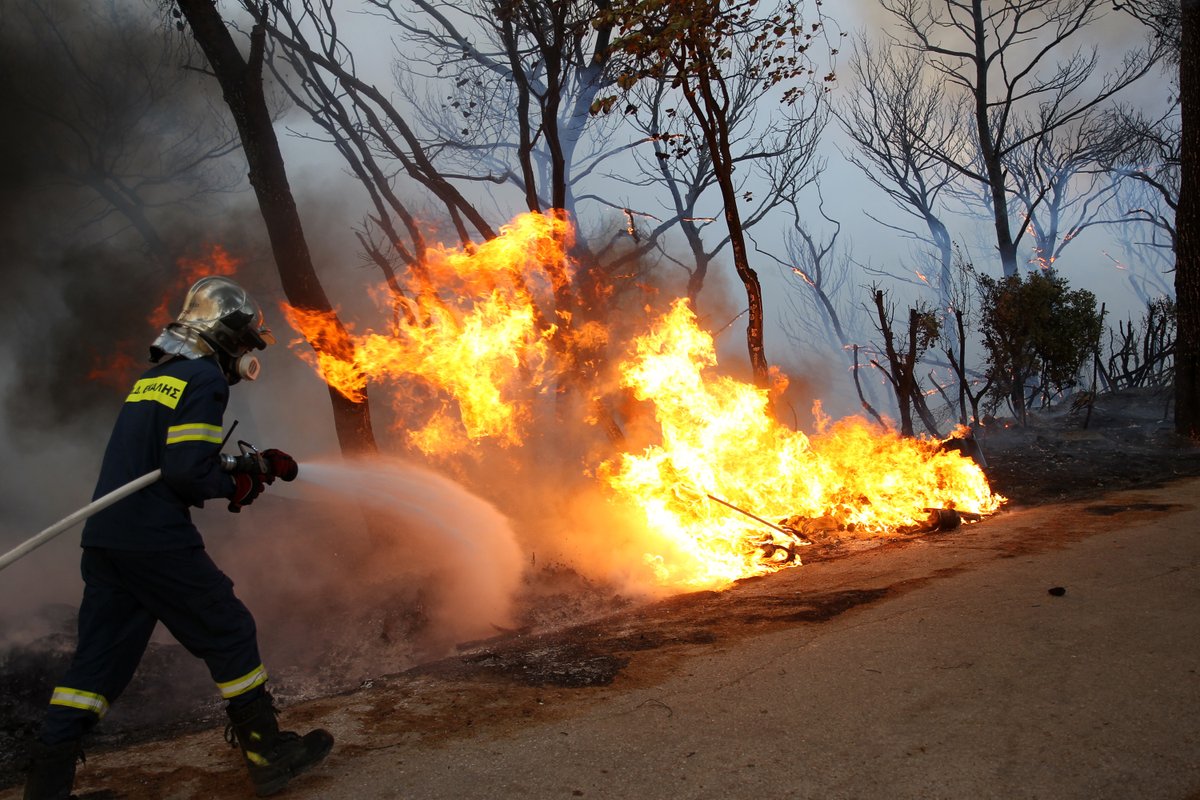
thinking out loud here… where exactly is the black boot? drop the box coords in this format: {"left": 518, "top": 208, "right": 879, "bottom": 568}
{"left": 23, "top": 738, "right": 82, "bottom": 800}
{"left": 225, "top": 693, "right": 333, "bottom": 797}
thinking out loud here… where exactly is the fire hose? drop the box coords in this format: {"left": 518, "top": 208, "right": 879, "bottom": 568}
{"left": 0, "top": 469, "right": 162, "bottom": 573}
{"left": 0, "top": 430, "right": 281, "bottom": 572}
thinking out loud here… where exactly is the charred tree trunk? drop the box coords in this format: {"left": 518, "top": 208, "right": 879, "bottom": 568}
{"left": 872, "top": 292, "right": 942, "bottom": 437}
{"left": 945, "top": 308, "right": 991, "bottom": 426}
{"left": 969, "top": 0, "right": 1018, "bottom": 278}
{"left": 872, "top": 290, "right": 915, "bottom": 436}
{"left": 684, "top": 67, "right": 770, "bottom": 388}
{"left": 173, "top": 0, "right": 377, "bottom": 454}
{"left": 1178, "top": 0, "right": 1200, "bottom": 438}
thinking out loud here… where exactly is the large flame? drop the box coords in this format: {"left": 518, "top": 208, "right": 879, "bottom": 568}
{"left": 283, "top": 212, "right": 574, "bottom": 454}
{"left": 283, "top": 211, "right": 1003, "bottom": 591}
{"left": 600, "top": 299, "right": 1003, "bottom": 589}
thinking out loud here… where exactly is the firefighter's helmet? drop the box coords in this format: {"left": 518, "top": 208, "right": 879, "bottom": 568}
{"left": 151, "top": 276, "right": 275, "bottom": 383}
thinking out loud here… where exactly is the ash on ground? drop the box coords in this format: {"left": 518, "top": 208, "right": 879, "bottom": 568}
{"left": 975, "top": 386, "right": 1200, "bottom": 505}
{"left": 3, "top": 385, "right": 1198, "bottom": 789}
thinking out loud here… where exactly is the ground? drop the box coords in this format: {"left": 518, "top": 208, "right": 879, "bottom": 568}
{"left": 2, "top": 385, "right": 1199, "bottom": 795}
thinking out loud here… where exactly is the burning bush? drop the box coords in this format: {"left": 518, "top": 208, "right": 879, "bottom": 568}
{"left": 283, "top": 212, "right": 1004, "bottom": 591}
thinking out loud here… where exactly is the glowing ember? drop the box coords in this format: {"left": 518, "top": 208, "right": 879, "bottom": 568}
{"left": 600, "top": 299, "right": 1004, "bottom": 590}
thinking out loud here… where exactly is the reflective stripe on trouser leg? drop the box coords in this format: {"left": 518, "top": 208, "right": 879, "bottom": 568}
{"left": 113, "top": 548, "right": 264, "bottom": 704}
{"left": 49, "top": 687, "right": 110, "bottom": 717}
{"left": 40, "top": 549, "right": 159, "bottom": 745}
{"left": 217, "top": 664, "right": 269, "bottom": 700}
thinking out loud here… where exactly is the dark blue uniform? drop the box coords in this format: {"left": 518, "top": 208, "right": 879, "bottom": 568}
{"left": 41, "top": 356, "right": 268, "bottom": 745}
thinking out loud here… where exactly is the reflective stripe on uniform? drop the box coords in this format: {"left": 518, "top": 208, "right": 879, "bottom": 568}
{"left": 49, "top": 687, "right": 109, "bottom": 717}
{"left": 126, "top": 376, "right": 188, "bottom": 409}
{"left": 217, "top": 664, "right": 269, "bottom": 699}
{"left": 165, "top": 423, "right": 224, "bottom": 445}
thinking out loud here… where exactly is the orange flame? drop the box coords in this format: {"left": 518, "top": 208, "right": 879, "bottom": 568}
{"left": 284, "top": 212, "right": 1004, "bottom": 591}
{"left": 600, "top": 299, "right": 1003, "bottom": 589}
{"left": 87, "top": 351, "right": 141, "bottom": 390}
{"left": 283, "top": 212, "right": 575, "bottom": 454}
{"left": 151, "top": 245, "right": 239, "bottom": 328}
{"left": 89, "top": 245, "right": 241, "bottom": 388}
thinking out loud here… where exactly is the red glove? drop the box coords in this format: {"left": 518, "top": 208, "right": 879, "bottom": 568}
{"left": 228, "top": 472, "right": 266, "bottom": 513}
{"left": 261, "top": 448, "right": 299, "bottom": 483}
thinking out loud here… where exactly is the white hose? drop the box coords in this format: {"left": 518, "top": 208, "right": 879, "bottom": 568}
{"left": 0, "top": 469, "right": 162, "bottom": 572}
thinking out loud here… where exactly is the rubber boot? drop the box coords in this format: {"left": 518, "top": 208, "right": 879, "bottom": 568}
{"left": 225, "top": 693, "right": 333, "bottom": 797}
{"left": 23, "top": 738, "right": 82, "bottom": 800}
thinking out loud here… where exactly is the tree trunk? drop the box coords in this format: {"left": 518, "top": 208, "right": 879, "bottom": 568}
{"left": 1177, "top": 0, "right": 1200, "bottom": 439}
{"left": 174, "top": 0, "right": 377, "bottom": 454}
{"left": 970, "top": 0, "right": 1018, "bottom": 278}
{"left": 683, "top": 65, "right": 770, "bottom": 388}
{"left": 872, "top": 290, "right": 913, "bottom": 436}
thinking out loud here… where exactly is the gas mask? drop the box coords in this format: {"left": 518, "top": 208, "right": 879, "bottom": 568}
{"left": 151, "top": 276, "right": 275, "bottom": 383}
{"left": 218, "top": 349, "right": 263, "bottom": 385}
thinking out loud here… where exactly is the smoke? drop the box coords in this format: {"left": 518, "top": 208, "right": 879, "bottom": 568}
{"left": 0, "top": 0, "right": 283, "bottom": 630}
{"left": 185, "top": 456, "right": 524, "bottom": 686}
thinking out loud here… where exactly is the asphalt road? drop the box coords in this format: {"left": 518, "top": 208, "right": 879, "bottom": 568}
{"left": 6, "top": 478, "right": 1199, "bottom": 800}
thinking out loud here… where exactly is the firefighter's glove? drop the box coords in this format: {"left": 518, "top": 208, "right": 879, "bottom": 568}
{"left": 261, "top": 448, "right": 299, "bottom": 483}
{"left": 228, "top": 472, "right": 266, "bottom": 513}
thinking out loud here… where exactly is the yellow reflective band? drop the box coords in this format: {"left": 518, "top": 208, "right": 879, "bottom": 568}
{"left": 126, "top": 376, "right": 188, "bottom": 409}
{"left": 49, "top": 687, "right": 109, "bottom": 717}
{"left": 217, "top": 665, "right": 269, "bottom": 699}
{"left": 166, "top": 423, "right": 224, "bottom": 445}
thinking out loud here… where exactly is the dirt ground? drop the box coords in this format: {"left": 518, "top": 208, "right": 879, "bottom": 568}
{"left": 2, "top": 385, "right": 1199, "bottom": 796}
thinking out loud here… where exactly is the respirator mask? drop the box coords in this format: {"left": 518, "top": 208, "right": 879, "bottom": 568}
{"left": 150, "top": 276, "right": 274, "bottom": 383}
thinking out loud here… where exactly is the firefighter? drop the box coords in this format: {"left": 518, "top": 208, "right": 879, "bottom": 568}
{"left": 23, "top": 276, "right": 333, "bottom": 799}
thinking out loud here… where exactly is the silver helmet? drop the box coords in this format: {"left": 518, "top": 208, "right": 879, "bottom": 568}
{"left": 151, "top": 276, "right": 275, "bottom": 382}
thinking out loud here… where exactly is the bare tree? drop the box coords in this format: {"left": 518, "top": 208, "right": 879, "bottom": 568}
{"left": 258, "top": 1, "right": 497, "bottom": 250}
{"left": 941, "top": 247, "right": 993, "bottom": 425}
{"left": 757, "top": 191, "right": 859, "bottom": 352}
{"left": 869, "top": 287, "right": 942, "bottom": 436}
{"left": 837, "top": 35, "right": 959, "bottom": 303}
{"left": 1113, "top": 0, "right": 1196, "bottom": 438}
{"left": 1006, "top": 114, "right": 1125, "bottom": 267}
{"left": 1097, "top": 101, "right": 1180, "bottom": 251}
{"left": 616, "top": 46, "right": 827, "bottom": 307}
{"left": 0, "top": 0, "right": 242, "bottom": 272}
{"left": 879, "top": 0, "right": 1162, "bottom": 277}
{"left": 173, "top": 0, "right": 378, "bottom": 454}
{"left": 599, "top": 0, "right": 836, "bottom": 388}
{"left": 750, "top": 192, "right": 899, "bottom": 420}
{"left": 369, "top": 0, "right": 619, "bottom": 221}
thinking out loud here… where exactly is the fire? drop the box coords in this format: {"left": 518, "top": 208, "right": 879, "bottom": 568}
{"left": 284, "top": 211, "right": 1004, "bottom": 591}
{"left": 600, "top": 299, "right": 1003, "bottom": 589}
{"left": 152, "top": 245, "right": 239, "bottom": 328}
{"left": 283, "top": 212, "right": 573, "bottom": 454}
{"left": 89, "top": 245, "right": 241, "bottom": 388}
{"left": 88, "top": 351, "right": 141, "bottom": 390}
